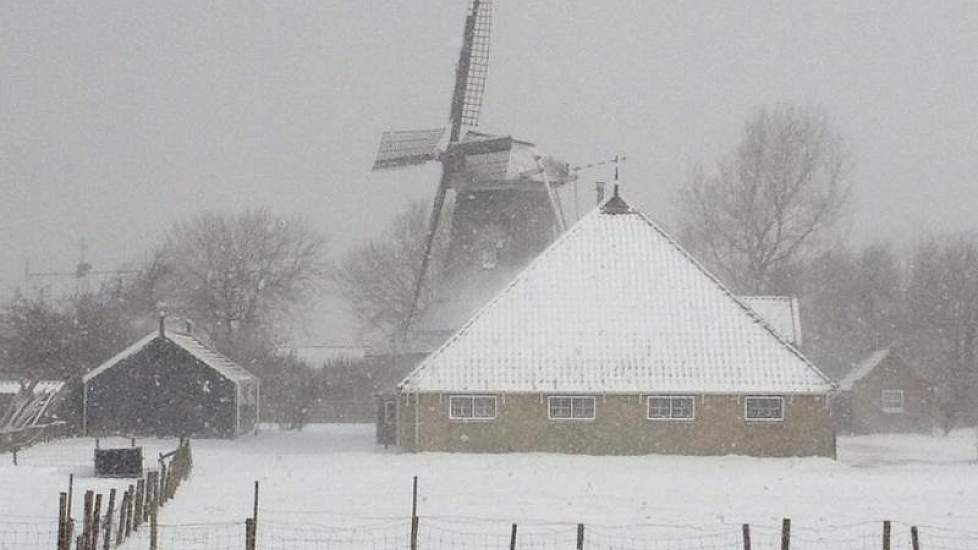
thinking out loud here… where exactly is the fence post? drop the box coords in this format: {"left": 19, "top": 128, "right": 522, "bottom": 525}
{"left": 133, "top": 479, "right": 144, "bottom": 531}
{"left": 252, "top": 481, "right": 259, "bottom": 550}
{"left": 102, "top": 489, "right": 115, "bottom": 550}
{"left": 82, "top": 490, "right": 93, "bottom": 550}
{"left": 742, "top": 524, "right": 752, "bottom": 550}
{"left": 149, "top": 491, "right": 158, "bottom": 550}
{"left": 91, "top": 493, "right": 103, "bottom": 550}
{"left": 11, "top": 448, "right": 16, "bottom": 465}
{"left": 124, "top": 485, "right": 134, "bottom": 540}
{"left": 411, "top": 476, "right": 418, "bottom": 518}
{"left": 244, "top": 518, "right": 256, "bottom": 550}
{"left": 576, "top": 523, "right": 585, "bottom": 550}
{"left": 781, "top": 518, "right": 791, "bottom": 550}
{"left": 883, "top": 520, "right": 891, "bottom": 550}
{"left": 58, "top": 492, "right": 68, "bottom": 550}
{"left": 115, "top": 490, "right": 127, "bottom": 547}
{"left": 910, "top": 526, "right": 920, "bottom": 550}
{"left": 510, "top": 523, "right": 518, "bottom": 550}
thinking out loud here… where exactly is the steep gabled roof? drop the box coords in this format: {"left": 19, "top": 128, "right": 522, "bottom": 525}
{"left": 838, "top": 348, "right": 932, "bottom": 391}
{"left": 401, "top": 193, "right": 833, "bottom": 394}
{"left": 83, "top": 331, "right": 257, "bottom": 385}
{"left": 738, "top": 296, "right": 802, "bottom": 345}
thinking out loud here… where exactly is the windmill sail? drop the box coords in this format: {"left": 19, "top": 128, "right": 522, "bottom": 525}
{"left": 449, "top": 0, "right": 493, "bottom": 138}
{"left": 372, "top": 128, "right": 446, "bottom": 171}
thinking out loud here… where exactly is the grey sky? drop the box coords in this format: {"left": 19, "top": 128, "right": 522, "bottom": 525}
{"left": 2, "top": 1, "right": 976, "bottom": 342}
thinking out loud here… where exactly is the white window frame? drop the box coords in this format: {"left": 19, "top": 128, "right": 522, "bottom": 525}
{"left": 448, "top": 395, "right": 497, "bottom": 421}
{"left": 548, "top": 396, "right": 596, "bottom": 420}
{"left": 481, "top": 247, "right": 498, "bottom": 270}
{"left": 881, "top": 390, "right": 905, "bottom": 414}
{"left": 647, "top": 395, "right": 696, "bottom": 421}
{"left": 744, "top": 396, "right": 785, "bottom": 422}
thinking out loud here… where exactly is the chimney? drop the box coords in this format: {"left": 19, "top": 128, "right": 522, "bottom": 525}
{"left": 185, "top": 319, "right": 193, "bottom": 334}
{"left": 595, "top": 181, "right": 606, "bottom": 205}
{"left": 158, "top": 313, "right": 165, "bottom": 338}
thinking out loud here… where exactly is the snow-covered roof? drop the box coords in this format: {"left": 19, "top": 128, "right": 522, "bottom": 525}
{"left": 838, "top": 348, "right": 892, "bottom": 391}
{"left": 738, "top": 296, "right": 802, "bottom": 345}
{"left": 83, "top": 331, "right": 258, "bottom": 385}
{"left": 401, "top": 192, "right": 833, "bottom": 394}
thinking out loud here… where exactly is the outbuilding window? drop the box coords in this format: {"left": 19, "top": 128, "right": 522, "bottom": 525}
{"left": 548, "top": 396, "right": 595, "bottom": 420}
{"left": 881, "top": 390, "right": 905, "bottom": 413}
{"left": 745, "top": 396, "right": 784, "bottom": 421}
{"left": 449, "top": 396, "right": 496, "bottom": 420}
{"left": 648, "top": 396, "right": 695, "bottom": 420}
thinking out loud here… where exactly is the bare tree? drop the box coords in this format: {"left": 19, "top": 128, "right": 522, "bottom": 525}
{"left": 161, "top": 208, "right": 329, "bottom": 352}
{"left": 332, "top": 201, "right": 448, "bottom": 344}
{"left": 676, "top": 103, "right": 853, "bottom": 293}
{"left": 904, "top": 233, "right": 978, "bottom": 431}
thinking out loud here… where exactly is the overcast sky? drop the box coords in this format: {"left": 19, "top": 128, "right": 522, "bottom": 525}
{"left": 2, "top": 1, "right": 976, "bottom": 343}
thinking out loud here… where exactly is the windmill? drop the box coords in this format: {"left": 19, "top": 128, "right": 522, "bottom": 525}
{"left": 372, "top": 0, "right": 575, "bottom": 350}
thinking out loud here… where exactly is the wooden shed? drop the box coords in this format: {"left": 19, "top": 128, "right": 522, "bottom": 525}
{"left": 82, "top": 320, "right": 259, "bottom": 438}
{"left": 833, "top": 349, "right": 935, "bottom": 434}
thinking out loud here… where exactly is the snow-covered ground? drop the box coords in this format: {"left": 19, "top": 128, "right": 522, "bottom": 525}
{"left": 1, "top": 426, "right": 976, "bottom": 549}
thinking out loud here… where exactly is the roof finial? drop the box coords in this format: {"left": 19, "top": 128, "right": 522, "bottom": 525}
{"left": 158, "top": 312, "right": 166, "bottom": 338}
{"left": 600, "top": 182, "right": 631, "bottom": 215}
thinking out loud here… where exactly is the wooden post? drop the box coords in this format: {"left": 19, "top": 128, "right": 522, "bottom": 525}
{"left": 576, "top": 523, "right": 585, "bottom": 550}
{"left": 245, "top": 518, "right": 256, "bottom": 550}
{"left": 742, "top": 524, "right": 752, "bottom": 550}
{"left": 102, "top": 489, "right": 115, "bottom": 550}
{"left": 67, "top": 474, "right": 74, "bottom": 521}
{"left": 410, "top": 516, "right": 419, "bottom": 550}
{"left": 11, "top": 448, "right": 16, "bottom": 465}
{"left": 124, "top": 485, "right": 134, "bottom": 539}
{"left": 910, "top": 526, "right": 920, "bottom": 550}
{"left": 159, "top": 464, "right": 167, "bottom": 506}
{"left": 58, "top": 492, "right": 68, "bottom": 550}
{"left": 149, "top": 492, "right": 158, "bottom": 550}
{"left": 411, "top": 475, "right": 418, "bottom": 518}
{"left": 91, "top": 493, "right": 103, "bottom": 550}
{"left": 780, "top": 518, "right": 791, "bottom": 550}
{"left": 134, "top": 479, "right": 145, "bottom": 530}
{"left": 251, "top": 480, "right": 259, "bottom": 549}
{"left": 115, "top": 490, "right": 128, "bottom": 547}
{"left": 510, "top": 523, "right": 518, "bottom": 550}
{"left": 82, "top": 490, "right": 93, "bottom": 550}
{"left": 883, "top": 520, "right": 891, "bottom": 550}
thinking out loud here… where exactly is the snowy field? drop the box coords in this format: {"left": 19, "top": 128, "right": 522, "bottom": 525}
{"left": 1, "top": 425, "right": 976, "bottom": 549}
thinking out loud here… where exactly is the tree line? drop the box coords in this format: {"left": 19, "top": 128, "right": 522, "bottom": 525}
{"left": 2, "top": 102, "right": 976, "bottom": 431}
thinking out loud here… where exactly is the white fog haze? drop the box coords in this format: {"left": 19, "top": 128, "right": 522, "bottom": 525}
{"left": 3, "top": 2, "right": 977, "bottom": 340}
{"left": 2, "top": 3, "right": 978, "bottom": 549}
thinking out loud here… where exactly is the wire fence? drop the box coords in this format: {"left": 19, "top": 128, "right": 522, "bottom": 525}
{"left": 4, "top": 517, "right": 978, "bottom": 550}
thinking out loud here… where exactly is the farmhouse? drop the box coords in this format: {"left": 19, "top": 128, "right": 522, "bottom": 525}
{"left": 396, "top": 189, "right": 836, "bottom": 456}
{"left": 833, "top": 348, "right": 935, "bottom": 434}
{"left": 83, "top": 319, "right": 260, "bottom": 438}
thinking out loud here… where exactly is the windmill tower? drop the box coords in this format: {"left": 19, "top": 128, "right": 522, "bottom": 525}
{"left": 372, "top": 0, "right": 575, "bottom": 352}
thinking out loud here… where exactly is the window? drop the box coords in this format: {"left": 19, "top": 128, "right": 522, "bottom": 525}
{"left": 481, "top": 247, "right": 498, "bottom": 270}
{"left": 881, "top": 390, "right": 904, "bottom": 413}
{"left": 449, "top": 396, "right": 496, "bottom": 420}
{"left": 745, "top": 396, "right": 784, "bottom": 421}
{"left": 548, "top": 396, "right": 596, "bottom": 420}
{"left": 648, "top": 396, "right": 695, "bottom": 420}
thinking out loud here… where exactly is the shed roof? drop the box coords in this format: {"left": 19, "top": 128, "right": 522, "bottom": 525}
{"left": 83, "top": 331, "right": 258, "bottom": 385}
{"left": 838, "top": 349, "right": 892, "bottom": 391}
{"left": 401, "top": 192, "right": 833, "bottom": 394}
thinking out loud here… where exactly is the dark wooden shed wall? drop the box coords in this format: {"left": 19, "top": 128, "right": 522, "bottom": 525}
{"left": 835, "top": 354, "right": 935, "bottom": 434}
{"left": 85, "top": 338, "right": 238, "bottom": 438}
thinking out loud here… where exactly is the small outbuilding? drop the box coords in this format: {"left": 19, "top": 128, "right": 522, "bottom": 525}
{"left": 396, "top": 190, "right": 836, "bottom": 456}
{"left": 83, "top": 320, "right": 260, "bottom": 438}
{"left": 833, "top": 349, "right": 935, "bottom": 434}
